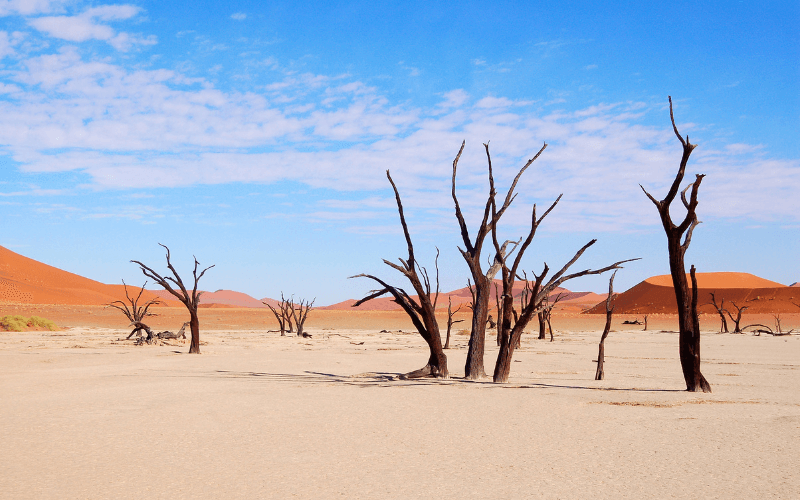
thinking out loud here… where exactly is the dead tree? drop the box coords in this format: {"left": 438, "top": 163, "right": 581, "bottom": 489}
{"left": 265, "top": 293, "right": 296, "bottom": 336}
{"left": 545, "top": 293, "right": 563, "bottom": 342}
{"left": 127, "top": 321, "right": 187, "bottom": 344}
{"left": 487, "top": 166, "right": 637, "bottom": 382}
{"left": 596, "top": 271, "right": 617, "bottom": 380}
{"left": 537, "top": 310, "right": 548, "bottom": 340}
{"left": 643, "top": 314, "right": 649, "bottom": 331}
{"left": 352, "top": 170, "right": 448, "bottom": 378}
{"left": 291, "top": 298, "right": 315, "bottom": 338}
{"left": 708, "top": 292, "right": 729, "bottom": 333}
{"left": 265, "top": 301, "right": 287, "bottom": 335}
{"left": 132, "top": 244, "right": 214, "bottom": 354}
{"left": 106, "top": 280, "right": 161, "bottom": 339}
{"left": 452, "top": 140, "right": 547, "bottom": 379}
{"left": 725, "top": 301, "right": 749, "bottom": 333}
{"left": 444, "top": 296, "right": 464, "bottom": 349}
{"left": 640, "top": 97, "right": 711, "bottom": 393}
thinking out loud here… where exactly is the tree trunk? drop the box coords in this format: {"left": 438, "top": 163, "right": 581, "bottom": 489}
{"left": 538, "top": 311, "right": 546, "bottom": 339}
{"left": 669, "top": 242, "right": 710, "bottom": 392}
{"left": 189, "top": 308, "right": 200, "bottom": 354}
{"left": 464, "top": 276, "right": 490, "bottom": 379}
{"left": 595, "top": 308, "right": 612, "bottom": 380}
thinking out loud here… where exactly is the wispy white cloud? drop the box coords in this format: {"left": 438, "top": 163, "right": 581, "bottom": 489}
{"left": 27, "top": 4, "right": 156, "bottom": 51}
{"left": 230, "top": 12, "right": 246, "bottom": 21}
{"left": 0, "top": 22, "right": 796, "bottom": 234}
{"left": 0, "top": 0, "right": 68, "bottom": 16}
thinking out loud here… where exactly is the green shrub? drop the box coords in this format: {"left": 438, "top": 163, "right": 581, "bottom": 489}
{"left": 0, "top": 315, "right": 58, "bottom": 332}
{"left": 0, "top": 315, "right": 28, "bottom": 331}
{"left": 28, "top": 316, "right": 58, "bottom": 331}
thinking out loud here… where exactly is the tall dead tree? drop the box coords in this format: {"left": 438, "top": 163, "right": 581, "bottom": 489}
{"left": 452, "top": 140, "right": 547, "bottom": 380}
{"left": 640, "top": 96, "right": 711, "bottom": 393}
{"left": 132, "top": 244, "right": 214, "bottom": 354}
{"left": 444, "top": 296, "right": 464, "bottom": 349}
{"left": 106, "top": 280, "right": 161, "bottom": 339}
{"left": 708, "top": 292, "right": 729, "bottom": 333}
{"left": 291, "top": 298, "right": 315, "bottom": 337}
{"left": 595, "top": 271, "right": 617, "bottom": 380}
{"left": 352, "top": 170, "right": 448, "bottom": 379}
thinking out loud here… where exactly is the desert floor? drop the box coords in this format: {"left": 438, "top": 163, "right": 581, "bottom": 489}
{"left": 1, "top": 309, "right": 799, "bottom": 499}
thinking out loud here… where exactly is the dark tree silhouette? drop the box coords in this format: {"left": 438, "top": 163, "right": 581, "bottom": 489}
{"left": 106, "top": 280, "right": 161, "bottom": 340}
{"left": 265, "top": 292, "right": 296, "bottom": 336}
{"left": 708, "top": 292, "right": 729, "bottom": 333}
{"left": 485, "top": 164, "right": 637, "bottom": 383}
{"left": 352, "top": 171, "right": 448, "bottom": 379}
{"left": 452, "top": 140, "right": 547, "bottom": 379}
{"left": 290, "top": 297, "right": 315, "bottom": 338}
{"left": 595, "top": 271, "right": 617, "bottom": 380}
{"left": 132, "top": 244, "right": 214, "bottom": 354}
{"left": 726, "top": 301, "right": 749, "bottom": 333}
{"left": 444, "top": 296, "right": 464, "bottom": 349}
{"left": 640, "top": 97, "right": 711, "bottom": 393}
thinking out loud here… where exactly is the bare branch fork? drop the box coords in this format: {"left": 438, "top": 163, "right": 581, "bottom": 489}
{"left": 351, "top": 170, "right": 448, "bottom": 379}
{"left": 452, "top": 140, "right": 548, "bottom": 380}
{"left": 105, "top": 280, "right": 162, "bottom": 339}
{"left": 640, "top": 96, "right": 711, "bottom": 393}
{"left": 131, "top": 244, "right": 214, "bottom": 354}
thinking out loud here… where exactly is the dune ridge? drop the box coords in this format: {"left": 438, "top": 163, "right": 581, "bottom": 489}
{"left": 587, "top": 272, "right": 799, "bottom": 315}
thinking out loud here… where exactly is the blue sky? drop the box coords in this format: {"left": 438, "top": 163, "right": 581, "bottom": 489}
{"left": 1, "top": 0, "right": 798, "bottom": 305}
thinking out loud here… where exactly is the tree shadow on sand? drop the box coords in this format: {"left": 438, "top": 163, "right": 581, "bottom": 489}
{"left": 214, "top": 369, "right": 684, "bottom": 392}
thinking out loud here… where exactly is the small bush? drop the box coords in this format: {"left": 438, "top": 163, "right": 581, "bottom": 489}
{"left": 28, "top": 316, "right": 58, "bottom": 331}
{"left": 0, "top": 315, "right": 58, "bottom": 332}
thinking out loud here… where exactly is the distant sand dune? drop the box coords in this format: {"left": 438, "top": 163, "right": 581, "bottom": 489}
{"left": 587, "top": 272, "right": 798, "bottom": 315}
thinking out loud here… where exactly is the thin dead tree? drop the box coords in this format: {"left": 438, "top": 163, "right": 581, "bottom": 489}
{"left": 291, "top": 298, "right": 315, "bottom": 338}
{"left": 640, "top": 96, "right": 711, "bottom": 393}
{"left": 106, "top": 280, "right": 162, "bottom": 339}
{"left": 351, "top": 170, "right": 448, "bottom": 379}
{"left": 725, "top": 301, "right": 749, "bottom": 334}
{"left": 131, "top": 244, "right": 214, "bottom": 354}
{"left": 265, "top": 300, "right": 287, "bottom": 335}
{"left": 595, "top": 271, "right": 617, "bottom": 381}
{"left": 487, "top": 169, "right": 637, "bottom": 382}
{"left": 708, "top": 292, "right": 729, "bottom": 333}
{"left": 545, "top": 293, "right": 564, "bottom": 342}
{"left": 444, "top": 296, "right": 464, "bottom": 349}
{"left": 452, "top": 140, "right": 548, "bottom": 379}
{"left": 643, "top": 314, "right": 649, "bottom": 331}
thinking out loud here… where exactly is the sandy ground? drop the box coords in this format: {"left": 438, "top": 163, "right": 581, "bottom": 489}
{"left": 1, "top": 311, "right": 799, "bottom": 499}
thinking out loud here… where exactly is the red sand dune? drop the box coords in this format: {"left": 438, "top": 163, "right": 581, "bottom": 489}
{"left": 0, "top": 245, "right": 168, "bottom": 306}
{"left": 151, "top": 289, "right": 277, "bottom": 308}
{"left": 586, "top": 272, "right": 798, "bottom": 315}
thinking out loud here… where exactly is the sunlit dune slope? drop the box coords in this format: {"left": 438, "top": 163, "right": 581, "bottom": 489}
{"left": 586, "top": 272, "right": 797, "bottom": 314}
{"left": 0, "top": 245, "right": 168, "bottom": 306}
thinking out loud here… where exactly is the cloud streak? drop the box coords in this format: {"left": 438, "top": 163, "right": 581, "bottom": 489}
{"left": 0, "top": 6, "right": 797, "bottom": 235}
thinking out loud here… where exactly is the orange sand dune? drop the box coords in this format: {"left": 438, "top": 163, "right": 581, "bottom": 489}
{"left": 645, "top": 272, "right": 784, "bottom": 289}
{"left": 152, "top": 289, "right": 277, "bottom": 308}
{"left": 0, "top": 245, "right": 169, "bottom": 306}
{"left": 587, "top": 272, "right": 798, "bottom": 315}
